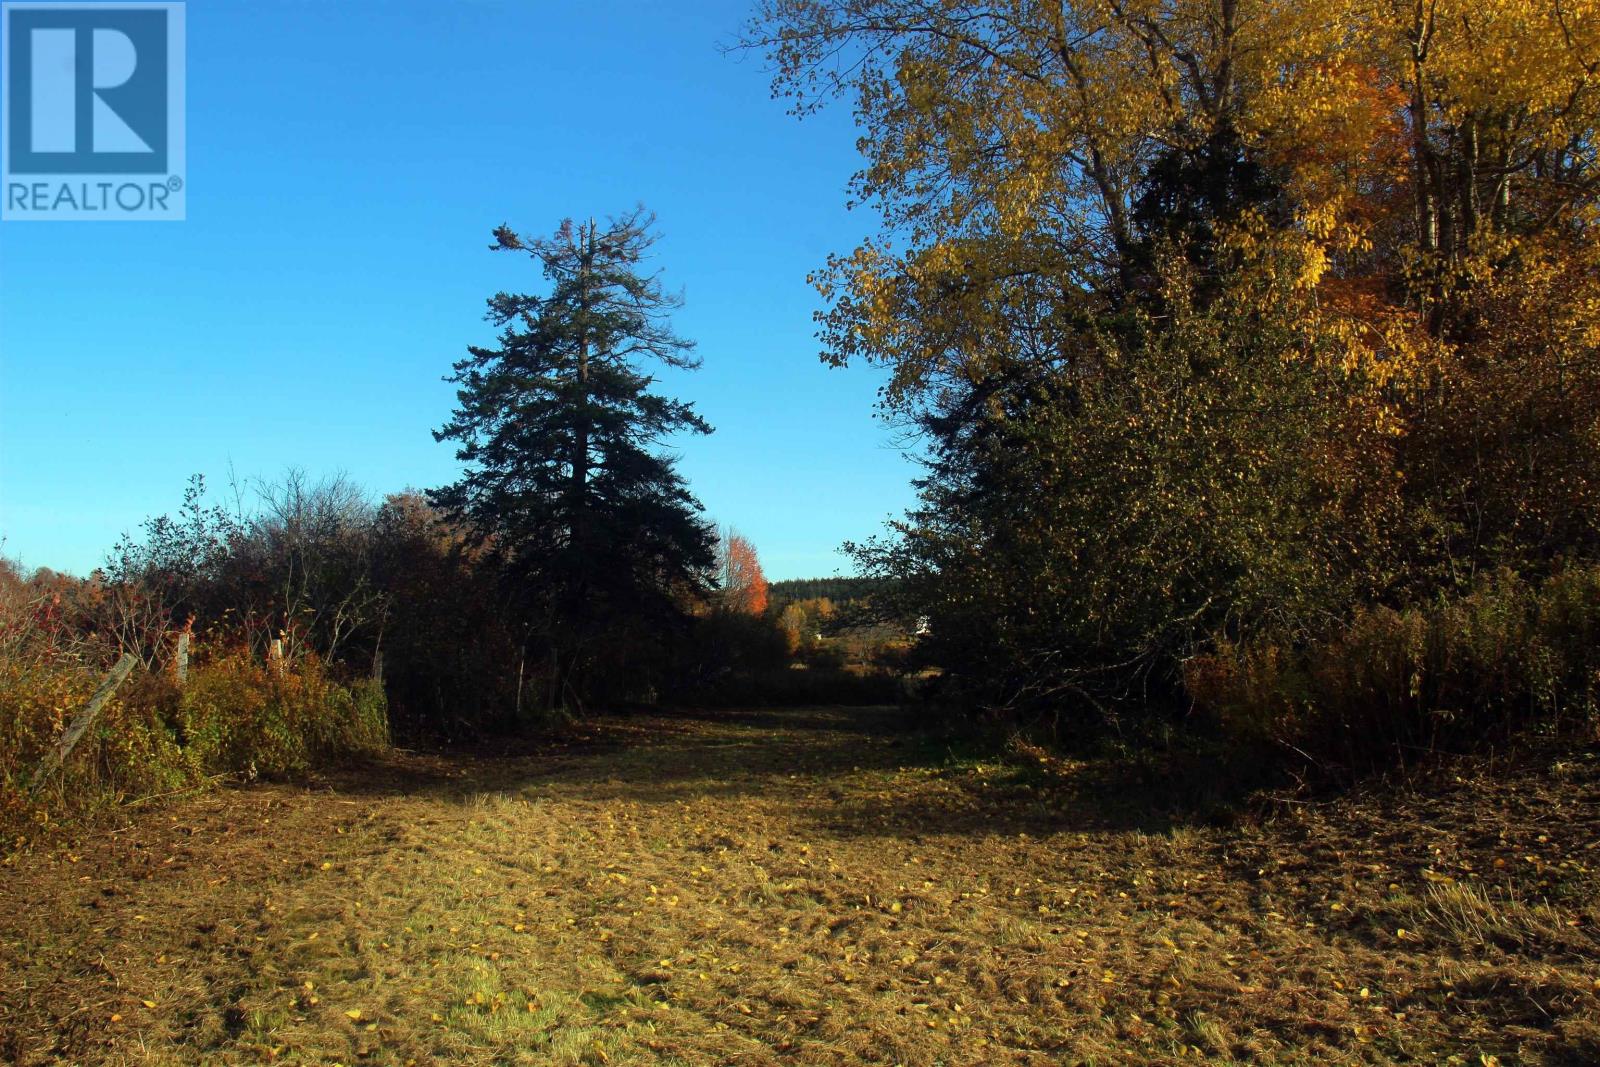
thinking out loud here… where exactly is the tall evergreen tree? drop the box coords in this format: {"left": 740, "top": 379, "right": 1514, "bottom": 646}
{"left": 431, "top": 209, "right": 714, "bottom": 710}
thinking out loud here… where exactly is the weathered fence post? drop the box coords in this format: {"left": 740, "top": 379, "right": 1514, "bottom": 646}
{"left": 28, "top": 652, "right": 138, "bottom": 794}
{"left": 269, "top": 638, "right": 285, "bottom": 675}
{"left": 174, "top": 631, "right": 191, "bottom": 685}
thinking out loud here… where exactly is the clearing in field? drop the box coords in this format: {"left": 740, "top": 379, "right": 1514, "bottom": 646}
{"left": 2, "top": 705, "right": 1597, "bottom": 1066}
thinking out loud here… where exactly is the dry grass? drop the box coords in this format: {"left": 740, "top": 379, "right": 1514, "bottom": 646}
{"left": 1, "top": 705, "right": 1598, "bottom": 1065}
{"left": 1409, "top": 881, "right": 1595, "bottom": 959}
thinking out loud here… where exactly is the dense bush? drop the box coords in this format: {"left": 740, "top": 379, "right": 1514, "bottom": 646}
{"left": 4, "top": 469, "right": 912, "bottom": 822}
{"left": 681, "top": 665, "right": 902, "bottom": 708}
{"left": 683, "top": 610, "right": 791, "bottom": 678}
{"left": 664, "top": 598, "right": 914, "bottom": 708}
{"left": 87, "top": 477, "right": 534, "bottom": 740}
{"left": 0, "top": 655, "right": 153, "bottom": 833}
{"left": 0, "top": 645, "right": 386, "bottom": 846}
{"left": 366, "top": 492, "right": 525, "bottom": 736}
{"left": 1, "top": 547, "right": 388, "bottom": 844}
{"left": 752, "top": 0, "right": 1600, "bottom": 777}
{"left": 1185, "top": 567, "right": 1600, "bottom": 782}
{"left": 176, "top": 649, "right": 388, "bottom": 777}
{"left": 853, "top": 250, "right": 1392, "bottom": 721}
{"left": 95, "top": 478, "right": 814, "bottom": 738}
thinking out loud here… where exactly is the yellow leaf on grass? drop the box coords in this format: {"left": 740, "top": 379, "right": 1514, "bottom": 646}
{"left": 141, "top": 1000, "right": 157, "bottom": 1009}
{"left": 344, "top": 1009, "right": 363, "bottom": 1020}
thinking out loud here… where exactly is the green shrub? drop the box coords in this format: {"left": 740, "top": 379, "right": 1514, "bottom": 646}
{"left": 178, "top": 650, "right": 388, "bottom": 777}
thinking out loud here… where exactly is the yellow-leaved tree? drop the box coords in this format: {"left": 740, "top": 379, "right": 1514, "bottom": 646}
{"left": 745, "top": 0, "right": 1600, "bottom": 719}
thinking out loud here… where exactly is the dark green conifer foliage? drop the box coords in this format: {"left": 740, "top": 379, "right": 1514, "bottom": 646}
{"left": 432, "top": 209, "right": 714, "bottom": 709}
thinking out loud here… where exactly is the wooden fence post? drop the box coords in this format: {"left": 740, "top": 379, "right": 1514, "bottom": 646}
{"left": 175, "top": 631, "right": 191, "bottom": 685}
{"left": 28, "top": 652, "right": 138, "bottom": 794}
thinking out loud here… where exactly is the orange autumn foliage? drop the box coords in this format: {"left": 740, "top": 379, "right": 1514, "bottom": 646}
{"left": 716, "top": 529, "right": 769, "bottom": 616}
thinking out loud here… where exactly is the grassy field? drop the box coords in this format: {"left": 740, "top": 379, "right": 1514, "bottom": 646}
{"left": 2, "top": 705, "right": 1597, "bottom": 1066}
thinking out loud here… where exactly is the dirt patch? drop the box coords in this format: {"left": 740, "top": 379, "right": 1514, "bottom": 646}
{"left": 2, "top": 706, "right": 1597, "bottom": 1065}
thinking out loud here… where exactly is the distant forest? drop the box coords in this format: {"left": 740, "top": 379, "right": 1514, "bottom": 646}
{"left": 767, "top": 577, "right": 882, "bottom": 607}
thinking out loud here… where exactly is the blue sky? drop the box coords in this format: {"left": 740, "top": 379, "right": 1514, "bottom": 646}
{"left": 0, "top": 0, "right": 915, "bottom": 580}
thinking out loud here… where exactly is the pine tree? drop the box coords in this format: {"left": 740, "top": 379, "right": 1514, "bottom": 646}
{"left": 431, "top": 209, "right": 714, "bottom": 710}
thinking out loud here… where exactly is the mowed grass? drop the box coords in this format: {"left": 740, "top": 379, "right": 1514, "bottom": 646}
{"left": 2, "top": 705, "right": 1598, "bottom": 1066}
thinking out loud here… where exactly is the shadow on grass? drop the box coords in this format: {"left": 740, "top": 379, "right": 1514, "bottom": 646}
{"left": 311, "top": 703, "right": 1199, "bottom": 837}
{"left": 317, "top": 705, "right": 918, "bottom": 798}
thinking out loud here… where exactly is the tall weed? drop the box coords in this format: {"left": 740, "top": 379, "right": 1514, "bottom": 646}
{"left": 1, "top": 644, "right": 387, "bottom": 847}
{"left": 1186, "top": 567, "right": 1600, "bottom": 781}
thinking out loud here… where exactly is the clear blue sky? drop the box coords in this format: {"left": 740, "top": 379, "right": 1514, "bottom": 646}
{"left": 0, "top": 0, "right": 915, "bottom": 580}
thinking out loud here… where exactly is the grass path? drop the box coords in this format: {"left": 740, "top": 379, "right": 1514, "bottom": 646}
{"left": 2, "top": 705, "right": 1598, "bottom": 1066}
